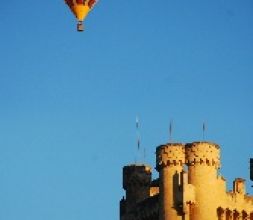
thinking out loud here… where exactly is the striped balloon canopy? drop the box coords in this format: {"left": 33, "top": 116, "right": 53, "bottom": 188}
{"left": 65, "top": 0, "right": 97, "bottom": 31}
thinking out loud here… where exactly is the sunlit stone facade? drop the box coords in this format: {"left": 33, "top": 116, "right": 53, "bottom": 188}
{"left": 120, "top": 142, "right": 253, "bottom": 220}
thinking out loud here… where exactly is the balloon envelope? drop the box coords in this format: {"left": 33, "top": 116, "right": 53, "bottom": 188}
{"left": 65, "top": 0, "right": 97, "bottom": 21}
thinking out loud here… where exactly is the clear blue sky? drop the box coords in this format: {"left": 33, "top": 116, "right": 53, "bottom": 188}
{"left": 0, "top": 0, "right": 253, "bottom": 219}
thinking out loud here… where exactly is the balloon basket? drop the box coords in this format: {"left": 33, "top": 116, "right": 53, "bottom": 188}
{"left": 77, "top": 21, "right": 84, "bottom": 32}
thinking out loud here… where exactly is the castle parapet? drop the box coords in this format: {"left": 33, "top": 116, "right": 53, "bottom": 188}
{"left": 185, "top": 142, "right": 220, "bottom": 168}
{"left": 156, "top": 143, "right": 185, "bottom": 170}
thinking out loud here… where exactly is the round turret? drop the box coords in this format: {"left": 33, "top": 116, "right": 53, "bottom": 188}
{"left": 156, "top": 143, "right": 185, "bottom": 220}
{"left": 185, "top": 142, "right": 221, "bottom": 220}
{"left": 185, "top": 141, "right": 220, "bottom": 169}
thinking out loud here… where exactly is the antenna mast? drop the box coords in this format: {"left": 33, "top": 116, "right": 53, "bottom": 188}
{"left": 169, "top": 120, "right": 173, "bottom": 143}
{"left": 135, "top": 116, "right": 141, "bottom": 163}
{"left": 202, "top": 122, "right": 206, "bottom": 140}
{"left": 136, "top": 116, "right": 140, "bottom": 150}
{"left": 135, "top": 116, "right": 146, "bottom": 164}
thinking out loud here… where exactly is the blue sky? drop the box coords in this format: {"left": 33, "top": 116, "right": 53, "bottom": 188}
{"left": 0, "top": 0, "right": 253, "bottom": 219}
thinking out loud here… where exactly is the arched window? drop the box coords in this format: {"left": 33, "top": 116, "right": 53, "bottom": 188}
{"left": 242, "top": 210, "right": 248, "bottom": 220}
{"left": 250, "top": 212, "right": 253, "bottom": 220}
{"left": 226, "top": 209, "right": 232, "bottom": 220}
{"left": 233, "top": 210, "right": 240, "bottom": 220}
{"left": 217, "top": 207, "right": 225, "bottom": 220}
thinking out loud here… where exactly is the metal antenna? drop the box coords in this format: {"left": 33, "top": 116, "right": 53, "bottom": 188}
{"left": 169, "top": 120, "right": 173, "bottom": 142}
{"left": 136, "top": 116, "right": 140, "bottom": 150}
{"left": 202, "top": 122, "right": 206, "bottom": 140}
{"left": 135, "top": 116, "right": 141, "bottom": 164}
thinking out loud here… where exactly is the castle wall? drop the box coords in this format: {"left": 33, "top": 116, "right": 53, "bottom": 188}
{"left": 216, "top": 178, "right": 253, "bottom": 219}
{"left": 120, "top": 141, "right": 253, "bottom": 220}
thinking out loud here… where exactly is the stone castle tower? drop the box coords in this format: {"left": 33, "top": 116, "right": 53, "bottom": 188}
{"left": 120, "top": 141, "right": 253, "bottom": 220}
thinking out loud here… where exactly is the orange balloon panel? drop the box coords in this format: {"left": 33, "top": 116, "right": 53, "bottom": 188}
{"left": 65, "top": 0, "right": 97, "bottom": 21}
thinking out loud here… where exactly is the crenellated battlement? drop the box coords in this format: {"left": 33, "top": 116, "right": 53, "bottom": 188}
{"left": 185, "top": 142, "right": 220, "bottom": 168}
{"left": 156, "top": 143, "right": 185, "bottom": 170}
{"left": 225, "top": 190, "right": 253, "bottom": 213}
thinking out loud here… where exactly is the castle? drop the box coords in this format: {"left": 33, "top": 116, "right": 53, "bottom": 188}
{"left": 120, "top": 141, "right": 253, "bottom": 220}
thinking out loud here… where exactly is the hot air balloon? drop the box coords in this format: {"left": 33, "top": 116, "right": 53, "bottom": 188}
{"left": 65, "top": 0, "right": 97, "bottom": 31}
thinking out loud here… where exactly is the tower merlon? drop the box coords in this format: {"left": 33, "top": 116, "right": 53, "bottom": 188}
{"left": 233, "top": 178, "right": 246, "bottom": 194}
